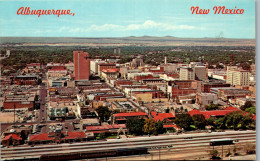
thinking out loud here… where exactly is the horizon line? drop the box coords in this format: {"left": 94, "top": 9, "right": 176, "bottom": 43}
{"left": 0, "top": 36, "right": 256, "bottom": 40}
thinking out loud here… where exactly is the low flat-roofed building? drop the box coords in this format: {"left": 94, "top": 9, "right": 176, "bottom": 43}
{"left": 132, "top": 90, "right": 168, "bottom": 103}
{"left": 81, "top": 118, "right": 100, "bottom": 128}
{"left": 134, "top": 74, "right": 160, "bottom": 82}
{"left": 100, "top": 68, "right": 119, "bottom": 79}
{"left": 196, "top": 93, "right": 218, "bottom": 107}
{"left": 3, "top": 94, "right": 36, "bottom": 111}
{"left": 202, "top": 81, "right": 230, "bottom": 93}
{"left": 210, "top": 87, "right": 252, "bottom": 101}
{"left": 115, "top": 80, "right": 134, "bottom": 86}
{"left": 111, "top": 101, "right": 137, "bottom": 113}
{"left": 98, "top": 63, "right": 116, "bottom": 75}
{"left": 167, "top": 80, "right": 201, "bottom": 99}
{"left": 48, "top": 106, "right": 76, "bottom": 120}
{"left": 54, "top": 87, "right": 79, "bottom": 98}
{"left": 85, "top": 124, "right": 126, "bottom": 136}
{"left": 13, "top": 75, "right": 39, "bottom": 85}
{"left": 112, "top": 112, "right": 148, "bottom": 124}
{"left": 47, "top": 69, "right": 67, "bottom": 79}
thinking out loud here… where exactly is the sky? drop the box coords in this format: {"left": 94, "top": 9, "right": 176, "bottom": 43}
{"left": 0, "top": 0, "right": 255, "bottom": 38}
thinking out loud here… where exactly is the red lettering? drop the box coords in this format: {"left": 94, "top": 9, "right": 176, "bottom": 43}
{"left": 25, "top": 7, "right": 29, "bottom": 15}
{"left": 191, "top": 6, "right": 209, "bottom": 14}
{"left": 61, "top": 10, "right": 66, "bottom": 15}
{"left": 17, "top": 7, "right": 24, "bottom": 15}
{"left": 213, "top": 6, "right": 244, "bottom": 14}
{"left": 56, "top": 10, "right": 61, "bottom": 17}
{"left": 36, "top": 10, "right": 41, "bottom": 17}
{"left": 16, "top": 6, "right": 75, "bottom": 17}
{"left": 191, "top": 6, "right": 199, "bottom": 14}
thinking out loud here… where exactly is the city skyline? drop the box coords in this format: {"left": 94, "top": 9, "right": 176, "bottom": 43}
{"left": 0, "top": 0, "right": 255, "bottom": 39}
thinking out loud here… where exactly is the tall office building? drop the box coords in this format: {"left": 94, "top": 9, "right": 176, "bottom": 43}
{"left": 194, "top": 66, "right": 208, "bottom": 81}
{"left": 180, "top": 67, "right": 195, "bottom": 80}
{"left": 226, "top": 66, "right": 250, "bottom": 86}
{"left": 74, "top": 51, "right": 90, "bottom": 80}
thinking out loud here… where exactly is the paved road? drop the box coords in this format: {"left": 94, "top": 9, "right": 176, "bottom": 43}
{"left": 36, "top": 83, "right": 47, "bottom": 124}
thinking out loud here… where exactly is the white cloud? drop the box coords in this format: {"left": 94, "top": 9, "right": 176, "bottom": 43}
{"left": 57, "top": 20, "right": 198, "bottom": 33}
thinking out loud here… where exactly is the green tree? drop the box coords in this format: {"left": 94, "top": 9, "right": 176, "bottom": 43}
{"left": 126, "top": 117, "right": 144, "bottom": 135}
{"left": 144, "top": 118, "right": 157, "bottom": 135}
{"left": 156, "top": 121, "right": 165, "bottom": 134}
{"left": 175, "top": 114, "right": 194, "bottom": 131}
{"left": 245, "top": 107, "right": 256, "bottom": 114}
{"left": 96, "top": 106, "right": 111, "bottom": 122}
{"left": 240, "top": 101, "right": 253, "bottom": 111}
{"left": 206, "top": 117, "right": 215, "bottom": 126}
{"left": 225, "top": 112, "right": 243, "bottom": 130}
{"left": 240, "top": 114, "right": 254, "bottom": 129}
{"left": 192, "top": 114, "right": 206, "bottom": 130}
{"left": 215, "top": 117, "right": 227, "bottom": 129}
{"left": 224, "top": 111, "right": 255, "bottom": 130}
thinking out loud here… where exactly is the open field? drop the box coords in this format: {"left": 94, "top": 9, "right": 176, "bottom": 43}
{"left": 0, "top": 36, "right": 255, "bottom": 47}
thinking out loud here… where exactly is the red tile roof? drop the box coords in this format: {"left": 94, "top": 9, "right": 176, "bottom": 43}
{"left": 85, "top": 124, "right": 127, "bottom": 131}
{"left": 114, "top": 112, "right": 148, "bottom": 117}
{"left": 64, "top": 132, "right": 86, "bottom": 139}
{"left": 163, "top": 124, "right": 181, "bottom": 130}
{"left": 151, "top": 111, "right": 175, "bottom": 121}
{"left": 3, "top": 134, "right": 22, "bottom": 141}
{"left": 29, "top": 133, "right": 54, "bottom": 142}
{"left": 29, "top": 132, "right": 87, "bottom": 142}
{"left": 188, "top": 106, "right": 240, "bottom": 119}
{"left": 86, "top": 126, "right": 109, "bottom": 131}
{"left": 111, "top": 124, "right": 126, "bottom": 129}
{"left": 225, "top": 106, "right": 240, "bottom": 111}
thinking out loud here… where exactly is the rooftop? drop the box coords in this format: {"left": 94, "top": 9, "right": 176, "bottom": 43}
{"left": 114, "top": 112, "right": 148, "bottom": 117}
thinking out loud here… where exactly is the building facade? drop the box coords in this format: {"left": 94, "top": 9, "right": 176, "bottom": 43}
{"left": 194, "top": 66, "right": 208, "bottom": 81}
{"left": 226, "top": 66, "right": 250, "bottom": 86}
{"left": 179, "top": 67, "right": 195, "bottom": 80}
{"left": 74, "top": 51, "right": 90, "bottom": 80}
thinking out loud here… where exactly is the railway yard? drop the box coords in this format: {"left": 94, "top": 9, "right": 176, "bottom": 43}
{"left": 1, "top": 130, "right": 256, "bottom": 160}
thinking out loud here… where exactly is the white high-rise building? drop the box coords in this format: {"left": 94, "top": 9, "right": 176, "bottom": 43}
{"left": 226, "top": 66, "right": 250, "bottom": 86}
{"left": 180, "top": 67, "right": 195, "bottom": 80}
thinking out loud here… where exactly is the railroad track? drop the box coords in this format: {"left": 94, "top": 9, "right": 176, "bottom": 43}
{"left": 105, "top": 140, "right": 256, "bottom": 161}
{"left": 1, "top": 130, "right": 256, "bottom": 160}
